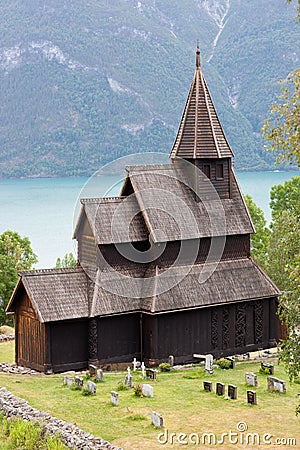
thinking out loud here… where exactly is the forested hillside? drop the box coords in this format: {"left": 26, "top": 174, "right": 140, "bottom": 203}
{"left": 0, "top": 0, "right": 298, "bottom": 177}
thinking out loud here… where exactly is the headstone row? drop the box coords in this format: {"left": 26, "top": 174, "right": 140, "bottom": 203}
{"left": 204, "top": 381, "right": 237, "bottom": 399}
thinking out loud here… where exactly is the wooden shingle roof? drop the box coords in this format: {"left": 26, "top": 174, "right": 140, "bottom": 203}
{"left": 6, "top": 267, "right": 89, "bottom": 322}
{"left": 88, "top": 258, "right": 280, "bottom": 317}
{"left": 170, "top": 48, "right": 233, "bottom": 160}
{"left": 125, "top": 163, "right": 254, "bottom": 242}
{"left": 74, "top": 196, "right": 148, "bottom": 244}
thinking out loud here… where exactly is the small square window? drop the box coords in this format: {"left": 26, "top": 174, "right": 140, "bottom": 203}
{"left": 216, "top": 163, "right": 224, "bottom": 179}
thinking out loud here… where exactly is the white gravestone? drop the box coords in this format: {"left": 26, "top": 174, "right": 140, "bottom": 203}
{"left": 142, "top": 384, "right": 154, "bottom": 397}
{"left": 141, "top": 362, "right": 145, "bottom": 378}
{"left": 245, "top": 372, "right": 258, "bottom": 387}
{"left": 205, "top": 354, "right": 214, "bottom": 374}
{"left": 133, "top": 358, "right": 137, "bottom": 371}
{"left": 152, "top": 411, "right": 163, "bottom": 428}
{"left": 65, "top": 376, "right": 73, "bottom": 388}
{"left": 87, "top": 381, "right": 97, "bottom": 395}
{"left": 96, "top": 369, "right": 103, "bottom": 382}
{"left": 74, "top": 376, "right": 83, "bottom": 389}
{"left": 111, "top": 391, "right": 119, "bottom": 406}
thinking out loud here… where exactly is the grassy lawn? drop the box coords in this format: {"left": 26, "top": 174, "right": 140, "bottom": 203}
{"left": 0, "top": 342, "right": 299, "bottom": 449}
{"left": 0, "top": 342, "right": 14, "bottom": 364}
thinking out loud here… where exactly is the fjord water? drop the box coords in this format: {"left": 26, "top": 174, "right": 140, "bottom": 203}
{"left": 0, "top": 171, "right": 298, "bottom": 268}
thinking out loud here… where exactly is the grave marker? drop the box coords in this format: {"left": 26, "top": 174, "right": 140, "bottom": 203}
{"left": 146, "top": 369, "right": 157, "bottom": 381}
{"left": 87, "top": 381, "right": 97, "bottom": 395}
{"left": 228, "top": 384, "right": 237, "bottom": 400}
{"left": 96, "top": 369, "right": 103, "bottom": 382}
{"left": 245, "top": 372, "right": 258, "bottom": 387}
{"left": 142, "top": 384, "right": 154, "bottom": 398}
{"left": 267, "top": 376, "right": 286, "bottom": 393}
{"left": 168, "top": 355, "right": 174, "bottom": 367}
{"left": 247, "top": 390, "right": 257, "bottom": 405}
{"left": 152, "top": 411, "right": 163, "bottom": 428}
{"left": 65, "top": 376, "right": 73, "bottom": 388}
{"left": 261, "top": 362, "right": 274, "bottom": 375}
{"left": 74, "top": 376, "right": 83, "bottom": 390}
{"left": 225, "top": 356, "right": 235, "bottom": 369}
{"left": 205, "top": 354, "right": 214, "bottom": 374}
{"left": 141, "top": 362, "right": 145, "bottom": 378}
{"left": 111, "top": 391, "right": 119, "bottom": 406}
{"left": 124, "top": 374, "right": 133, "bottom": 388}
{"left": 203, "top": 381, "right": 213, "bottom": 392}
{"left": 216, "top": 382, "right": 225, "bottom": 396}
{"left": 89, "top": 364, "right": 97, "bottom": 377}
{"left": 133, "top": 358, "right": 137, "bottom": 371}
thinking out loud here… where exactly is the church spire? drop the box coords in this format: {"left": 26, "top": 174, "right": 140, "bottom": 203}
{"left": 170, "top": 48, "right": 233, "bottom": 160}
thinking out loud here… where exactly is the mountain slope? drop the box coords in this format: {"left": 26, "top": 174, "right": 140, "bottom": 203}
{"left": 0, "top": 0, "right": 299, "bottom": 177}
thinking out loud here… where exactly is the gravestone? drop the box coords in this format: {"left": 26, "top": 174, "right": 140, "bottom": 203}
{"left": 146, "top": 369, "right": 157, "bottom": 381}
{"left": 124, "top": 374, "right": 133, "bottom": 388}
{"left": 111, "top": 391, "right": 119, "bottom": 406}
{"left": 245, "top": 372, "right": 258, "bottom": 387}
{"left": 205, "top": 354, "right": 214, "bottom": 374}
{"left": 74, "top": 376, "right": 83, "bottom": 390}
{"left": 247, "top": 390, "right": 257, "bottom": 405}
{"left": 152, "top": 411, "right": 164, "bottom": 428}
{"left": 261, "top": 362, "right": 274, "bottom": 375}
{"left": 216, "top": 382, "right": 225, "bottom": 396}
{"left": 203, "top": 381, "right": 213, "bottom": 392}
{"left": 132, "top": 358, "right": 137, "bottom": 371}
{"left": 267, "top": 376, "right": 286, "bottom": 393}
{"left": 142, "top": 384, "right": 154, "bottom": 398}
{"left": 89, "top": 364, "right": 97, "bottom": 377}
{"left": 65, "top": 376, "right": 73, "bottom": 388}
{"left": 87, "top": 381, "right": 97, "bottom": 395}
{"left": 168, "top": 355, "right": 174, "bottom": 367}
{"left": 228, "top": 384, "right": 237, "bottom": 400}
{"left": 96, "top": 369, "right": 103, "bottom": 382}
{"left": 141, "top": 362, "right": 145, "bottom": 378}
{"left": 225, "top": 356, "right": 235, "bottom": 369}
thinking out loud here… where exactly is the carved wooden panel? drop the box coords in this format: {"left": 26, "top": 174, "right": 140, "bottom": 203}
{"left": 235, "top": 303, "right": 246, "bottom": 348}
{"left": 222, "top": 306, "right": 230, "bottom": 349}
{"left": 211, "top": 309, "right": 219, "bottom": 349}
{"left": 254, "top": 300, "right": 264, "bottom": 345}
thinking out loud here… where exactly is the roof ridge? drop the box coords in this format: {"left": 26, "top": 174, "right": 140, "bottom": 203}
{"left": 18, "top": 267, "right": 83, "bottom": 277}
{"left": 81, "top": 196, "right": 125, "bottom": 204}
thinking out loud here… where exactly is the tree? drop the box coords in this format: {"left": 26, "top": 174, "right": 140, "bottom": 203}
{"left": 55, "top": 252, "right": 77, "bottom": 268}
{"left": 244, "top": 195, "right": 270, "bottom": 270}
{"left": 262, "top": 68, "right": 300, "bottom": 166}
{"left": 270, "top": 176, "right": 300, "bottom": 221}
{"left": 0, "top": 230, "right": 37, "bottom": 325}
{"left": 286, "top": 0, "right": 300, "bottom": 21}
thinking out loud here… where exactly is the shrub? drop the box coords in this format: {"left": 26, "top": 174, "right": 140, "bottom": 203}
{"left": 116, "top": 381, "right": 129, "bottom": 391}
{"left": 133, "top": 384, "right": 143, "bottom": 397}
{"left": 216, "top": 359, "right": 231, "bottom": 370}
{"left": 159, "top": 363, "right": 171, "bottom": 372}
{"left": 81, "top": 388, "right": 93, "bottom": 396}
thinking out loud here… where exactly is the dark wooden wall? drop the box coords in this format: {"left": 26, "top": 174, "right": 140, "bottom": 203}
{"left": 97, "top": 314, "right": 140, "bottom": 364}
{"left": 195, "top": 158, "right": 231, "bottom": 199}
{"left": 142, "top": 298, "right": 280, "bottom": 364}
{"left": 49, "top": 320, "right": 88, "bottom": 373}
{"left": 77, "top": 213, "right": 97, "bottom": 271}
{"left": 15, "top": 286, "right": 46, "bottom": 372}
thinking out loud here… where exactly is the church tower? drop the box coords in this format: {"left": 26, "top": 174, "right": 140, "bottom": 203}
{"left": 170, "top": 47, "right": 233, "bottom": 199}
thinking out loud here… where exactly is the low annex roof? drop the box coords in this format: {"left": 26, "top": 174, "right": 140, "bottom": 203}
{"left": 6, "top": 267, "right": 89, "bottom": 323}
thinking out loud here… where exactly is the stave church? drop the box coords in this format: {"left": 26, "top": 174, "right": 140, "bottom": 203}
{"left": 7, "top": 48, "right": 281, "bottom": 373}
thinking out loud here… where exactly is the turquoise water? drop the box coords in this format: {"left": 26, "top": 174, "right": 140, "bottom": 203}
{"left": 0, "top": 171, "right": 298, "bottom": 268}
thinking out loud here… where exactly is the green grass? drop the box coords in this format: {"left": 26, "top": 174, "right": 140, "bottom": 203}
{"left": 0, "top": 352, "right": 299, "bottom": 449}
{"left": 0, "top": 342, "right": 14, "bottom": 364}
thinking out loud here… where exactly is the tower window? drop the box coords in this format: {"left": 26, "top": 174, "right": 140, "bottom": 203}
{"left": 203, "top": 164, "right": 211, "bottom": 179}
{"left": 216, "top": 163, "right": 224, "bottom": 180}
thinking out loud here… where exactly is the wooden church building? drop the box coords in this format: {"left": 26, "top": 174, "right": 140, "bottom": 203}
{"left": 7, "top": 49, "right": 281, "bottom": 373}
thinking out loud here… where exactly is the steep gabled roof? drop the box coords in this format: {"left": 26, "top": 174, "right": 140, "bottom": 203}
{"left": 73, "top": 196, "right": 148, "bottom": 244}
{"left": 170, "top": 48, "right": 233, "bottom": 160}
{"left": 125, "top": 163, "right": 254, "bottom": 242}
{"left": 6, "top": 267, "right": 89, "bottom": 322}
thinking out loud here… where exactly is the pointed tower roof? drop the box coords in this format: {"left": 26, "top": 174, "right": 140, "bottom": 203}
{"left": 170, "top": 48, "right": 233, "bottom": 159}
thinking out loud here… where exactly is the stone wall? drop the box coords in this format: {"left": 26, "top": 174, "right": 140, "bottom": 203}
{"left": 0, "top": 387, "right": 122, "bottom": 450}
{"left": 0, "top": 334, "right": 14, "bottom": 342}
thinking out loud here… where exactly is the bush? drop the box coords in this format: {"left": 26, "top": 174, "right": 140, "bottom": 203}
{"left": 133, "top": 384, "right": 143, "bottom": 397}
{"left": 81, "top": 388, "right": 93, "bottom": 396}
{"left": 159, "top": 363, "right": 171, "bottom": 372}
{"left": 216, "top": 359, "right": 231, "bottom": 370}
{"left": 116, "top": 382, "right": 129, "bottom": 391}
